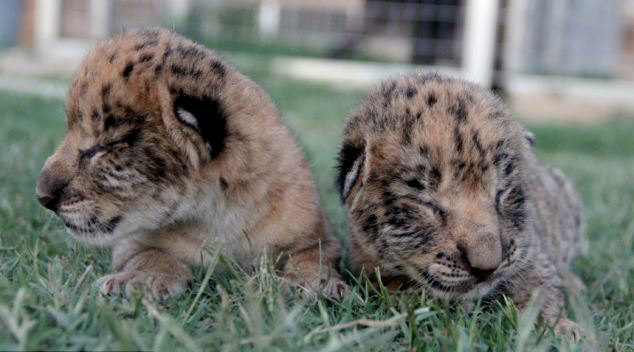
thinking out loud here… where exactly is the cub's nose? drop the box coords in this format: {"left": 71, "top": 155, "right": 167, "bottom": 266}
{"left": 36, "top": 169, "right": 67, "bottom": 212}
{"left": 469, "top": 266, "right": 495, "bottom": 282}
{"left": 37, "top": 194, "right": 61, "bottom": 211}
{"left": 458, "top": 239, "right": 501, "bottom": 282}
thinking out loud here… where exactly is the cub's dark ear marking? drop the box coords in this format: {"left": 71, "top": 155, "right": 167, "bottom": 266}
{"left": 173, "top": 94, "right": 228, "bottom": 159}
{"left": 336, "top": 143, "right": 364, "bottom": 201}
{"left": 524, "top": 130, "right": 536, "bottom": 146}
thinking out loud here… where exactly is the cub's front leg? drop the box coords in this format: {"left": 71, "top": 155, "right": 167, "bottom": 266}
{"left": 95, "top": 239, "right": 190, "bottom": 300}
{"left": 508, "top": 253, "right": 582, "bottom": 340}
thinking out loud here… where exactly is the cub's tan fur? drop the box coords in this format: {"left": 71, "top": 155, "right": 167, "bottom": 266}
{"left": 337, "top": 73, "right": 584, "bottom": 338}
{"left": 36, "top": 28, "right": 346, "bottom": 299}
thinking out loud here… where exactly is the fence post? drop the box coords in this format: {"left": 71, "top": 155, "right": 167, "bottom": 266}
{"left": 90, "top": 0, "right": 112, "bottom": 39}
{"left": 461, "top": 0, "right": 499, "bottom": 88}
{"left": 34, "top": 0, "right": 61, "bottom": 46}
{"left": 259, "top": 0, "right": 281, "bottom": 38}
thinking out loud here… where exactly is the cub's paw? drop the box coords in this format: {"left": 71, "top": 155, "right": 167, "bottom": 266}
{"left": 553, "top": 318, "right": 584, "bottom": 342}
{"left": 283, "top": 275, "right": 349, "bottom": 301}
{"left": 320, "top": 276, "right": 349, "bottom": 300}
{"left": 95, "top": 271, "right": 188, "bottom": 300}
{"left": 563, "top": 273, "right": 587, "bottom": 293}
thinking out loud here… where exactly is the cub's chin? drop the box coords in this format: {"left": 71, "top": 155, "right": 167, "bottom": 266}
{"left": 458, "top": 277, "right": 503, "bottom": 300}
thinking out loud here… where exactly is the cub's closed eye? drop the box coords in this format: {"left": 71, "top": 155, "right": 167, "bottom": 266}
{"left": 495, "top": 190, "right": 504, "bottom": 204}
{"left": 422, "top": 201, "right": 446, "bottom": 222}
{"left": 80, "top": 145, "right": 107, "bottom": 159}
{"left": 397, "top": 195, "right": 445, "bottom": 220}
{"left": 80, "top": 140, "right": 125, "bottom": 160}
{"left": 81, "top": 130, "right": 139, "bottom": 160}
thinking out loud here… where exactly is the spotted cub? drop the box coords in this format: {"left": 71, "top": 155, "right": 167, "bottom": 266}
{"left": 36, "top": 28, "right": 346, "bottom": 299}
{"left": 337, "top": 73, "right": 584, "bottom": 338}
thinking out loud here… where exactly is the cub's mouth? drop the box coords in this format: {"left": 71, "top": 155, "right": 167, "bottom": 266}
{"left": 53, "top": 198, "right": 125, "bottom": 243}
{"left": 407, "top": 266, "right": 504, "bottom": 299}
{"left": 35, "top": 168, "right": 127, "bottom": 243}
{"left": 60, "top": 214, "right": 122, "bottom": 237}
{"left": 414, "top": 240, "right": 520, "bottom": 298}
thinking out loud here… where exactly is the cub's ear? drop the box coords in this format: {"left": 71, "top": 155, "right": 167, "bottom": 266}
{"left": 172, "top": 93, "right": 228, "bottom": 159}
{"left": 524, "top": 130, "right": 536, "bottom": 146}
{"left": 336, "top": 142, "right": 364, "bottom": 201}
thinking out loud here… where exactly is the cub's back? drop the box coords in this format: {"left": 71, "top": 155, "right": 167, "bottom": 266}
{"left": 525, "top": 157, "right": 584, "bottom": 272}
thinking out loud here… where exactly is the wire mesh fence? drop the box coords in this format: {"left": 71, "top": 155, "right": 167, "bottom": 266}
{"left": 32, "top": 0, "right": 634, "bottom": 79}
{"left": 181, "top": 0, "right": 466, "bottom": 66}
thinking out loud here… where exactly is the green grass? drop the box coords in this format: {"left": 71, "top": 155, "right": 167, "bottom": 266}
{"left": 1, "top": 71, "right": 633, "bottom": 351}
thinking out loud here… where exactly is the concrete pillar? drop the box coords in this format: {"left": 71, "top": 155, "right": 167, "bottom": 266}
{"left": 259, "top": 0, "right": 281, "bottom": 37}
{"left": 504, "top": 0, "right": 528, "bottom": 74}
{"left": 166, "top": 0, "right": 192, "bottom": 19}
{"left": 461, "top": 0, "right": 500, "bottom": 88}
{"left": 34, "top": 0, "right": 61, "bottom": 46}
{"left": 90, "top": 0, "right": 112, "bottom": 39}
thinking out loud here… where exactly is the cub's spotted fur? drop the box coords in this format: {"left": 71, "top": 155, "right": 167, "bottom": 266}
{"left": 36, "top": 28, "right": 346, "bottom": 299}
{"left": 337, "top": 73, "right": 585, "bottom": 338}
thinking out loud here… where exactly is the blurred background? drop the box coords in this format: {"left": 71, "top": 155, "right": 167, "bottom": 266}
{"left": 2, "top": 3, "right": 634, "bottom": 350}
{"left": 0, "top": 0, "right": 633, "bottom": 121}
{"left": 1, "top": 3, "right": 633, "bottom": 349}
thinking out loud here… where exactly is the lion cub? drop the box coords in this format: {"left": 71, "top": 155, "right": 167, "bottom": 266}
{"left": 337, "top": 73, "right": 584, "bottom": 338}
{"left": 36, "top": 28, "right": 346, "bottom": 299}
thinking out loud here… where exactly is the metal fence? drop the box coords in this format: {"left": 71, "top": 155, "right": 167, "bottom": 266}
{"left": 185, "top": 0, "right": 466, "bottom": 66}
{"left": 22, "top": 0, "right": 632, "bottom": 81}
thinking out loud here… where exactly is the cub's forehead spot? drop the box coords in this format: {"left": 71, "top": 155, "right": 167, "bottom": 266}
{"left": 356, "top": 87, "right": 522, "bottom": 188}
